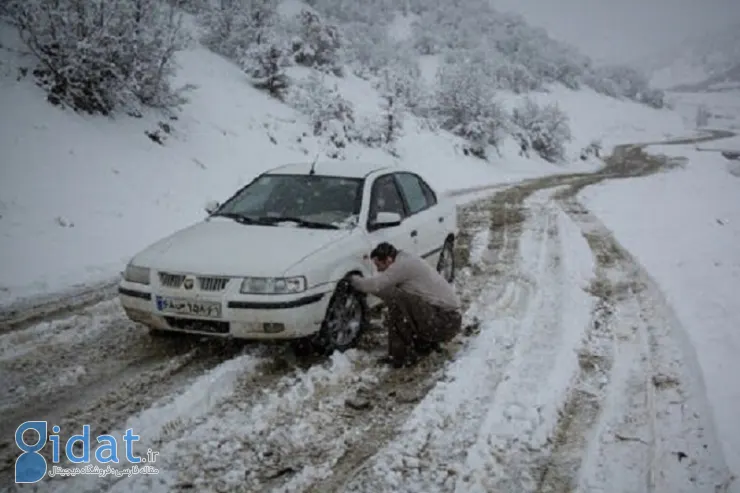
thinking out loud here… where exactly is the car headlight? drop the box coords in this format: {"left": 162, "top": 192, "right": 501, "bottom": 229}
{"left": 240, "top": 276, "right": 306, "bottom": 294}
{"left": 123, "top": 264, "right": 151, "bottom": 285}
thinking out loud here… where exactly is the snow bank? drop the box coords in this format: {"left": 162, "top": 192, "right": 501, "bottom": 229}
{"left": 580, "top": 144, "right": 740, "bottom": 479}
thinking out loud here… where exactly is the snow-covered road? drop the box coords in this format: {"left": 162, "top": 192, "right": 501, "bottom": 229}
{"left": 1, "top": 130, "right": 737, "bottom": 493}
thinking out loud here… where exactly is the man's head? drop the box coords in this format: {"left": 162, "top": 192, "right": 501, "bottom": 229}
{"left": 370, "top": 242, "right": 398, "bottom": 272}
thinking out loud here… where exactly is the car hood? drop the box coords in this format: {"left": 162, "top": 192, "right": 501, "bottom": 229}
{"left": 132, "top": 218, "right": 352, "bottom": 276}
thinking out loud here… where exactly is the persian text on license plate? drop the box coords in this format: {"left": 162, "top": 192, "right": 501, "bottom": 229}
{"left": 155, "top": 296, "right": 222, "bottom": 318}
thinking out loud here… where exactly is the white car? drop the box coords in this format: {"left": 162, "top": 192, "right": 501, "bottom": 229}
{"left": 118, "top": 161, "right": 458, "bottom": 352}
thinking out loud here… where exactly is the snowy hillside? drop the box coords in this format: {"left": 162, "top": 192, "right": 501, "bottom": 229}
{"left": 0, "top": 0, "right": 684, "bottom": 307}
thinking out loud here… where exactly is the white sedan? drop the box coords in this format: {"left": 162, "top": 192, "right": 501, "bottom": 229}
{"left": 118, "top": 161, "right": 458, "bottom": 352}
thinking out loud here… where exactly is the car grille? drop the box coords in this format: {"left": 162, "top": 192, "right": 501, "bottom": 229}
{"left": 198, "top": 276, "right": 229, "bottom": 291}
{"left": 158, "top": 271, "right": 230, "bottom": 291}
{"left": 159, "top": 272, "right": 185, "bottom": 288}
{"left": 164, "top": 317, "right": 229, "bottom": 334}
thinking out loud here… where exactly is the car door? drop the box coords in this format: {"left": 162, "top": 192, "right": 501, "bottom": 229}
{"left": 393, "top": 172, "right": 441, "bottom": 265}
{"left": 365, "top": 173, "right": 416, "bottom": 258}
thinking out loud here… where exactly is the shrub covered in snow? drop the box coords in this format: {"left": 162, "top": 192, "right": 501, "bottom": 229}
{"left": 303, "top": 0, "right": 395, "bottom": 25}
{"left": 287, "top": 9, "right": 342, "bottom": 76}
{"left": 241, "top": 31, "right": 291, "bottom": 98}
{"left": 287, "top": 72, "right": 355, "bottom": 154}
{"left": 511, "top": 98, "right": 572, "bottom": 163}
{"left": 199, "top": 0, "right": 278, "bottom": 61}
{"left": 491, "top": 62, "right": 542, "bottom": 93}
{"left": 168, "top": 0, "right": 205, "bottom": 14}
{"left": 9, "top": 0, "right": 190, "bottom": 115}
{"left": 435, "top": 58, "right": 506, "bottom": 159}
{"left": 361, "top": 68, "right": 410, "bottom": 146}
{"left": 199, "top": 0, "right": 296, "bottom": 96}
{"left": 579, "top": 139, "right": 602, "bottom": 161}
{"left": 586, "top": 64, "right": 665, "bottom": 108}
{"left": 1, "top": 0, "right": 13, "bottom": 18}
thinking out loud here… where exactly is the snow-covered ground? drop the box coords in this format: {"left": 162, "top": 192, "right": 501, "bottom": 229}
{"left": 581, "top": 139, "right": 740, "bottom": 482}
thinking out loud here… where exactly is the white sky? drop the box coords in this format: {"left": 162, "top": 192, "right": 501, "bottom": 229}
{"left": 490, "top": 0, "right": 740, "bottom": 64}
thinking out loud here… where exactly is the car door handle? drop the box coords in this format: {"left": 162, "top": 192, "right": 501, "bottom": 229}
{"left": 410, "top": 230, "right": 418, "bottom": 237}
{"left": 438, "top": 217, "right": 444, "bottom": 223}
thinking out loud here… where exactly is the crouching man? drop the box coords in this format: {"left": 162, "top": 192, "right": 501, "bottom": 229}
{"left": 350, "top": 242, "right": 462, "bottom": 368}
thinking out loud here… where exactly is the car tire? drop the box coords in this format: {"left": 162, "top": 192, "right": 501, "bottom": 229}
{"left": 314, "top": 280, "right": 368, "bottom": 354}
{"left": 436, "top": 237, "right": 456, "bottom": 283}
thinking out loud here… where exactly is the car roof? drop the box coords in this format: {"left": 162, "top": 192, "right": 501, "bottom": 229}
{"left": 264, "top": 161, "right": 410, "bottom": 179}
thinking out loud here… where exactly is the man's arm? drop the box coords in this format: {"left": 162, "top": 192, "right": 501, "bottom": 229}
{"left": 350, "top": 260, "right": 409, "bottom": 294}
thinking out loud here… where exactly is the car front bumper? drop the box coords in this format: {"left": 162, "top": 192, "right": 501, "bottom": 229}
{"left": 117, "top": 281, "right": 333, "bottom": 340}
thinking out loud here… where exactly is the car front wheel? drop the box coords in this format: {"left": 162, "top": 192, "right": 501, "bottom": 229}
{"left": 316, "top": 281, "right": 367, "bottom": 354}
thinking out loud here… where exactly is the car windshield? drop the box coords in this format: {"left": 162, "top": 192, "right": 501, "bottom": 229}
{"left": 214, "top": 174, "right": 363, "bottom": 228}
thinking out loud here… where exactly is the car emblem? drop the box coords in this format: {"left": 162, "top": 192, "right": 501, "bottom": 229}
{"left": 183, "top": 278, "right": 194, "bottom": 290}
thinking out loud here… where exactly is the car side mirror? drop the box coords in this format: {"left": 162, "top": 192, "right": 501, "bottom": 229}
{"left": 371, "top": 211, "right": 402, "bottom": 230}
{"left": 204, "top": 200, "right": 219, "bottom": 215}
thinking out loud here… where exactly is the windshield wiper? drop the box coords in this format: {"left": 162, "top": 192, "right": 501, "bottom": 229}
{"left": 211, "top": 212, "right": 262, "bottom": 225}
{"left": 256, "top": 216, "right": 339, "bottom": 229}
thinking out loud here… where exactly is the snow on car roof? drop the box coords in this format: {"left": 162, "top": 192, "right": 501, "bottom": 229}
{"left": 265, "top": 161, "right": 405, "bottom": 178}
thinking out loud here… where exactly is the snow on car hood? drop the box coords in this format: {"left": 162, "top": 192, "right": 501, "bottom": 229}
{"left": 132, "top": 217, "right": 351, "bottom": 277}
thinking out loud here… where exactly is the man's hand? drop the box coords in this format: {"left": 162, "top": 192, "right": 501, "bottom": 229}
{"left": 348, "top": 274, "right": 363, "bottom": 290}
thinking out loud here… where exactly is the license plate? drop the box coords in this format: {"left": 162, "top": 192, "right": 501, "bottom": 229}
{"left": 155, "top": 296, "right": 222, "bottom": 318}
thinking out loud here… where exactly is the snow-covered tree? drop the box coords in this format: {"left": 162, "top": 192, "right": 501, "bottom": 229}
{"left": 1, "top": 0, "right": 15, "bottom": 18}
{"left": 168, "top": 0, "right": 205, "bottom": 14}
{"left": 579, "top": 139, "right": 602, "bottom": 160}
{"left": 511, "top": 98, "right": 572, "bottom": 163}
{"left": 490, "top": 62, "right": 541, "bottom": 93}
{"left": 341, "top": 22, "right": 389, "bottom": 77}
{"left": 288, "top": 9, "right": 342, "bottom": 75}
{"left": 303, "top": 0, "right": 395, "bottom": 25}
{"left": 241, "top": 31, "right": 291, "bottom": 98}
{"left": 11, "top": 0, "right": 190, "bottom": 115}
{"left": 374, "top": 69, "right": 408, "bottom": 144}
{"left": 287, "top": 72, "right": 355, "bottom": 151}
{"left": 198, "top": 0, "right": 278, "bottom": 61}
{"left": 584, "top": 64, "right": 664, "bottom": 107}
{"left": 435, "top": 58, "right": 506, "bottom": 158}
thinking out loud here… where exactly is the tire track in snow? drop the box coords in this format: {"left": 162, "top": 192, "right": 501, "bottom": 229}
{"left": 0, "top": 300, "right": 299, "bottom": 487}
{"left": 446, "top": 193, "right": 594, "bottom": 493}
{"left": 528, "top": 131, "right": 738, "bottom": 493}
{"left": 12, "top": 348, "right": 281, "bottom": 493}
{"left": 551, "top": 195, "right": 734, "bottom": 493}
{"left": 295, "top": 159, "right": 635, "bottom": 493}
{"left": 299, "top": 178, "right": 552, "bottom": 493}
{"left": 310, "top": 189, "right": 591, "bottom": 493}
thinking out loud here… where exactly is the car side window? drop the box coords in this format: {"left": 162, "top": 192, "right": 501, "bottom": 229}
{"left": 395, "top": 173, "right": 431, "bottom": 215}
{"left": 369, "top": 175, "right": 406, "bottom": 220}
{"left": 419, "top": 178, "right": 437, "bottom": 207}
